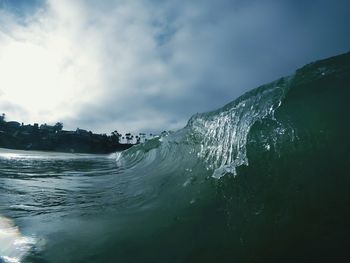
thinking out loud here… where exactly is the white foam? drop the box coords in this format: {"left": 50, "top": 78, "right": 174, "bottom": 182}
{"left": 190, "top": 79, "right": 290, "bottom": 179}
{"left": 0, "top": 216, "right": 35, "bottom": 263}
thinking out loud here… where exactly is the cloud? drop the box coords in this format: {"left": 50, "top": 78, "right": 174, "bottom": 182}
{"left": 0, "top": 0, "right": 349, "bottom": 134}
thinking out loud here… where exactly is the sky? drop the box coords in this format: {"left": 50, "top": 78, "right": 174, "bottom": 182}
{"left": 0, "top": 0, "right": 349, "bottom": 134}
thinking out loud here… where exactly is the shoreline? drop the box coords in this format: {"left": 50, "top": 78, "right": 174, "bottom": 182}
{"left": 0, "top": 147, "right": 124, "bottom": 156}
{"left": 0, "top": 119, "right": 135, "bottom": 154}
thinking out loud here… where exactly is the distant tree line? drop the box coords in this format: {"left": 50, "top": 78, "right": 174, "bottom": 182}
{"left": 0, "top": 114, "right": 142, "bottom": 154}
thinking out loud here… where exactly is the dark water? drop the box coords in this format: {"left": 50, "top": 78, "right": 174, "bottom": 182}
{"left": 0, "top": 149, "right": 220, "bottom": 263}
{"left": 1, "top": 52, "right": 350, "bottom": 262}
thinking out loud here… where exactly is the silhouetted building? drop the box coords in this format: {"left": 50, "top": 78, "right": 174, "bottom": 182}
{"left": 6, "top": 121, "right": 21, "bottom": 129}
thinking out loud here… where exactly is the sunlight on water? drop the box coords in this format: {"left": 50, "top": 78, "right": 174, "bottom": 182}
{"left": 0, "top": 148, "right": 109, "bottom": 162}
{"left": 0, "top": 152, "right": 23, "bottom": 160}
{"left": 0, "top": 216, "right": 35, "bottom": 263}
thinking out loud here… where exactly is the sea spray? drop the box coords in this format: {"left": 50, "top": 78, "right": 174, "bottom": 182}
{"left": 115, "top": 78, "right": 290, "bottom": 180}
{"left": 0, "top": 216, "right": 35, "bottom": 263}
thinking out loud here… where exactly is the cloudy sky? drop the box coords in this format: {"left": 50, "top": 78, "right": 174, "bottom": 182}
{"left": 0, "top": 0, "right": 349, "bottom": 134}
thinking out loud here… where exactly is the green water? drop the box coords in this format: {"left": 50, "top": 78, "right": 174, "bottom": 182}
{"left": 1, "top": 52, "right": 350, "bottom": 262}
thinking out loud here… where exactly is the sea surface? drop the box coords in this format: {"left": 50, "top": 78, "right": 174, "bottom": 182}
{"left": 1, "top": 53, "right": 350, "bottom": 262}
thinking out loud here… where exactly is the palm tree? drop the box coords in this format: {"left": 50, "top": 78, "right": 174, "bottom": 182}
{"left": 111, "top": 130, "right": 121, "bottom": 143}
{"left": 136, "top": 136, "right": 141, "bottom": 144}
{"left": 54, "top": 122, "right": 63, "bottom": 133}
{"left": 125, "top": 133, "right": 132, "bottom": 144}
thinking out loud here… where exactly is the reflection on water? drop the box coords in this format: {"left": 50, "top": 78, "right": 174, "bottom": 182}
{"left": 0, "top": 148, "right": 127, "bottom": 218}
{"left": 0, "top": 148, "right": 200, "bottom": 263}
{"left": 0, "top": 148, "right": 125, "bottom": 262}
{"left": 0, "top": 140, "right": 216, "bottom": 263}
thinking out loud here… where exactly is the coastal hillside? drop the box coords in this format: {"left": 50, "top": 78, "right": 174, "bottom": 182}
{"left": 0, "top": 120, "right": 132, "bottom": 153}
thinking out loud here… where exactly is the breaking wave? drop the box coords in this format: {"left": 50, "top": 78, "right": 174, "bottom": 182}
{"left": 118, "top": 52, "right": 350, "bottom": 181}
{"left": 117, "top": 76, "right": 291, "bottom": 179}
{"left": 1, "top": 52, "right": 349, "bottom": 262}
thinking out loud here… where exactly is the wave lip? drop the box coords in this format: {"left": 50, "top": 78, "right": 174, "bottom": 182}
{"left": 117, "top": 52, "right": 350, "bottom": 181}
{"left": 117, "top": 78, "right": 290, "bottom": 180}
{"left": 189, "top": 78, "right": 290, "bottom": 178}
{"left": 0, "top": 216, "right": 35, "bottom": 263}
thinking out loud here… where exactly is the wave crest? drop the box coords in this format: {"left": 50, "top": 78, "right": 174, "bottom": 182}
{"left": 117, "top": 78, "right": 290, "bottom": 179}
{"left": 189, "top": 78, "right": 290, "bottom": 178}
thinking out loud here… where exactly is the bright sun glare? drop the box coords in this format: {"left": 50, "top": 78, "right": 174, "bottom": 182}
{"left": 0, "top": 8, "right": 101, "bottom": 125}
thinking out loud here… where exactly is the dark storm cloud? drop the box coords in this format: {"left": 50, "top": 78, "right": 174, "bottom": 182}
{"left": 1, "top": 0, "right": 350, "bottom": 133}
{"left": 77, "top": 0, "right": 350, "bottom": 133}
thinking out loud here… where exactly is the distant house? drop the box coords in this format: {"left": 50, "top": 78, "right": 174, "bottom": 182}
{"left": 76, "top": 128, "right": 89, "bottom": 136}
{"left": 6, "top": 121, "right": 21, "bottom": 129}
{"left": 61, "top": 130, "right": 76, "bottom": 135}
{"left": 40, "top": 124, "right": 55, "bottom": 133}
{"left": 21, "top": 124, "right": 35, "bottom": 133}
{"left": 0, "top": 114, "right": 134, "bottom": 153}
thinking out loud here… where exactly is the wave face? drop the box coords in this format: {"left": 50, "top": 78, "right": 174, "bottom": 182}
{"left": 189, "top": 79, "right": 289, "bottom": 178}
{"left": 120, "top": 52, "right": 350, "bottom": 179}
{"left": 112, "top": 52, "right": 350, "bottom": 261}
{"left": 1, "top": 52, "right": 350, "bottom": 263}
{"left": 116, "top": 76, "right": 291, "bottom": 181}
